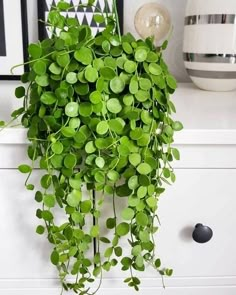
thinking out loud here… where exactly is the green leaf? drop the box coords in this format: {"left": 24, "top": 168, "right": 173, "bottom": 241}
{"left": 64, "top": 153, "right": 77, "bottom": 168}
{"left": 85, "top": 66, "right": 98, "bottom": 83}
{"left": 155, "top": 258, "right": 161, "bottom": 268}
{"left": 74, "top": 47, "right": 93, "bottom": 65}
{"left": 95, "top": 171, "right": 105, "bottom": 183}
{"left": 18, "top": 164, "right": 32, "bottom": 174}
{"left": 96, "top": 121, "right": 109, "bottom": 135}
{"left": 51, "top": 250, "right": 59, "bottom": 265}
{"left": 124, "top": 60, "right": 137, "bottom": 73}
{"left": 61, "top": 126, "right": 76, "bottom": 137}
{"left": 65, "top": 102, "right": 79, "bottom": 117}
{"left": 107, "top": 98, "right": 122, "bottom": 114}
{"left": 90, "top": 225, "right": 100, "bottom": 237}
{"left": 166, "top": 75, "right": 177, "bottom": 89}
{"left": 85, "top": 141, "right": 96, "bottom": 154}
{"left": 110, "top": 77, "right": 125, "bottom": 94}
{"left": 36, "top": 225, "right": 45, "bottom": 235}
{"left": 43, "top": 194, "right": 56, "bottom": 208}
{"left": 66, "top": 72, "right": 77, "bottom": 84}
{"left": 139, "top": 231, "right": 150, "bottom": 243}
{"left": 129, "top": 153, "right": 141, "bottom": 167}
{"left": 106, "top": 218, "right": 116, "bottom": 229}
{"left": 35, "top": 75, "right": 49, "bottom": 87}
{"left": 172, "top": 148, "right": 180, "bottom": 160}
{"left": 49, "top": 62, "right": 62, "bottom": 75}
{"left": 135, "top": 48, "right": 148, "bottom": 62}
{"left": 137, "top": 186, "right": 147, "bottom": 199}
{"left": 42, "top": 210, "right": 53, "bottom": 222}
{"left": 95, "top": 156, "right": 105, "bottom": 168}
{"left": 80, "top": 200, "right": 92, "bottom": 213}
{"left": 56, "top": 52, "right": 70, "bottom": 67}
{"left": 33, "top": 60, "right": 47, "bottom": 75}
{"left": 40, "top": 92, "right": 57, "bottom": 105}
{"left": 93, "top": 14, "right": 105, "bottom": 24}
{"left": 136, "top": 212, "right": 149, "bottom": 227}
{"left": 107, "top": 170, "right": 119, "bottom": 182}
{"left": 121, "top": 208, "right": 135, "bottom": 220}
{"left": 122, "top": 42, "right": 133, "bottom": 54}
{"left": 128, "top": 175, "right": 139, "bottom": 190}
{"left": 137, "top": 163, "right": 152, "bottom": 175}
{"left": 15, "top": 86, "right": 25, "bottom": 98}
{"left": 132, "top": 245, "right": 142, "bottom": 256}
{"left": 149, "top": 63, "right": 162, "bottom": 75}
{"left": 104, "top": 247, "right": 113, "bottom": 258}
{"left": 146, "top": 196, "right": 157, "bottom": 208}
{"left": 116, "top": 222, "right": 130, "bottom": 236}
{"left": 79, "top": 102, "right": 92, "bottom": 117}
{"left": 28, "top": 43, "right": 42, "bottom": 58}
{"left": 89, "top": 91, "right": 102, "bottom": 104}
{"left": 100, "top": 66, "right": 116, "bottom": 80}
{"left": 172, "top": 121, "right": 183, "bottom": 131}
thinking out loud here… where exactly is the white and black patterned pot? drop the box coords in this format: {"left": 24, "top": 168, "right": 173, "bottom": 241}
{"left": 183, "top": 0, "right": 236, "bottom": 91}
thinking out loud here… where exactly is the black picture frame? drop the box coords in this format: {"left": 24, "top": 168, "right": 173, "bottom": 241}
{"left": 0, "top": 0, "right": 28, "bottom": 80}
{"left": 38, "top": 0, "right": 124, "bottom": 40}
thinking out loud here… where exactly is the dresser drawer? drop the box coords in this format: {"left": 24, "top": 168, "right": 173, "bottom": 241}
{"left": 156, "top": 169, "right": 236, "bottom": 279}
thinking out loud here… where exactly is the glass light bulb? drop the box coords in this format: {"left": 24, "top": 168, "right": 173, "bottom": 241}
{"left": 134, "top": 3, "right": 171, "bottom": 44}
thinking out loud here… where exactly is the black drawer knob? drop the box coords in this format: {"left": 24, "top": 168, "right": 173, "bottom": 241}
{"left": 192, "top": 223, "right": 213, "bottom": 243}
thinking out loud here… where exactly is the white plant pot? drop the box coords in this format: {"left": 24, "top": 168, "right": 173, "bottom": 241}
{"left": 183, "top": 0, "right": 236, "bottom": 91}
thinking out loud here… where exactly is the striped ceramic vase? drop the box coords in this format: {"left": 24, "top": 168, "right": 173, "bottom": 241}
{"left": 183, "top": 0, "right": 236, "bottom": 91}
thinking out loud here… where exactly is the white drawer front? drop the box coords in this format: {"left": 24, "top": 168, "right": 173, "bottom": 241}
{"left": 157, "top": 169, "right": 236, "bottom": 278}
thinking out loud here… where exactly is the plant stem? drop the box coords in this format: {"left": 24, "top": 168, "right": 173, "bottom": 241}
{"left": 112, "top": 0, "right": 121, "bottom": 39}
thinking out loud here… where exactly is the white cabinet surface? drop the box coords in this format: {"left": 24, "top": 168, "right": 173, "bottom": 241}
{"left": 0, "top": 128, "right": 236, "bottom": 294}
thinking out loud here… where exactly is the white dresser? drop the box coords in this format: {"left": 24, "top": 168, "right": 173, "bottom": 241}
{"left": 0, "top": 83, "right": 235, "bottom": 294}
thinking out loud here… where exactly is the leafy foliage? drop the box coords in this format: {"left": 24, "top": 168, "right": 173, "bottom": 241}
{"left": 4, "top": 0, "right": 183, "bottom": 294}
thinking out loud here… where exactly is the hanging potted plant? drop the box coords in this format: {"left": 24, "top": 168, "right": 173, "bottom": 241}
{"left": 2, "top": 0, "right": 183, "bottom": 293}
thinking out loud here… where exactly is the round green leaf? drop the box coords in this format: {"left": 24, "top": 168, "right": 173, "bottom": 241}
{"left": 149, "top": 63, "right": 162, "bottom": 75}
{"left": 124, "top": 60, "right": 137, "bottom": 73}
{"left": 90, "top": 91, "right": 102, "bottom": 104}
{"left": 100, "top": 66, "right": 116, "bottom": 80}
{"left": 43, "top": 194, "right": 56, "bottom": 208}
{"left": 135, "top": 48, "right": 148, "bottom": 62}
{"left": 116, "top": 222, "right": 130, "bottom": 236}
{"left": 67, "top": 190, "right": 82, "bottom": 207}
{"left": 107, "top": 170, "right": 119, "bottom": 182}
{"left": 79, "top": 102, "right": 92, "bottom": 117}
{"left": 130, "top": 128, "right": 143, "bottom": 140}
{"left": 28, "top": 43, "right": 42, "bottom": 58}
{"left": 35, "top": 75, "right": 49, "bottom": 87}
{"left": 95, "top": 156, "right": 105, "bottom": 168}
{"left": 166, "top": 75, "right": 177, "bottom": 89}
{"left": 129, "top": 153, "right": 141, "bottom": 167}
{"left": 74, "top": 47, "right": 93, "bottom": 65}
{"left": 121, "top": 208, "right": 135, "bottom": 220}
{"left": 109, "top": 118, "right": 125, "bottom": 134}
{"left": 128, "top": 175, "right": 139, "bottom": 190}
{"left": 51, "top": 142, "right": 63, "bottom": 154}
{"left": 18, "top": 164, "right": 32, "bottom": 174}
{"left": 85, "top": 66, "right": 98, "bottom": 82}
{"left": 137, "top": 163, "right": 152, "bottom": 175}
{"left": 81, "top": 200, "right": 92, "bottom": 213}
{"left": 33, "top": 60, "right": 47, "bottom": 75}
{"left": 137, "top": 186, "right": 147, "bottom": 199}
{"left": 40, "top": 92, "right": 57, "bottom": 105}
{"left": 66, "top": 72, "right": 77, "bottom": 84}
{"left": 49, "top": 62, "right": 62, "bottom": 75}
{"left": 110, "top": 77, "right": 125, "bottom": 94}
{"left": 65, "top": 102, "right": 79, "bottom": 117}
{"left": 64, "top": 153, "right": 77, "bottom": 168}
{"left": 136, "top": 212, "right": 149, "bottom": 227}
{"left": 107, "top": 98, "right": 122, "bottom": 114}
{"left": 96, "top": 121, "right": 109, "bottom": 135}
{"left": 51, "top": 250, "right": 59, "bottom": 265}
{"left": 85, "top": 141, "right": 96, "bottom": 154}
{"left": 146, "top": 196, "right": 157, "bottom": 208}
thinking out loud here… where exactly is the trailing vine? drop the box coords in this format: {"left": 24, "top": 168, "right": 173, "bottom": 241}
{"left": 1, "top": 0, "right": 183, "bottom": 294}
